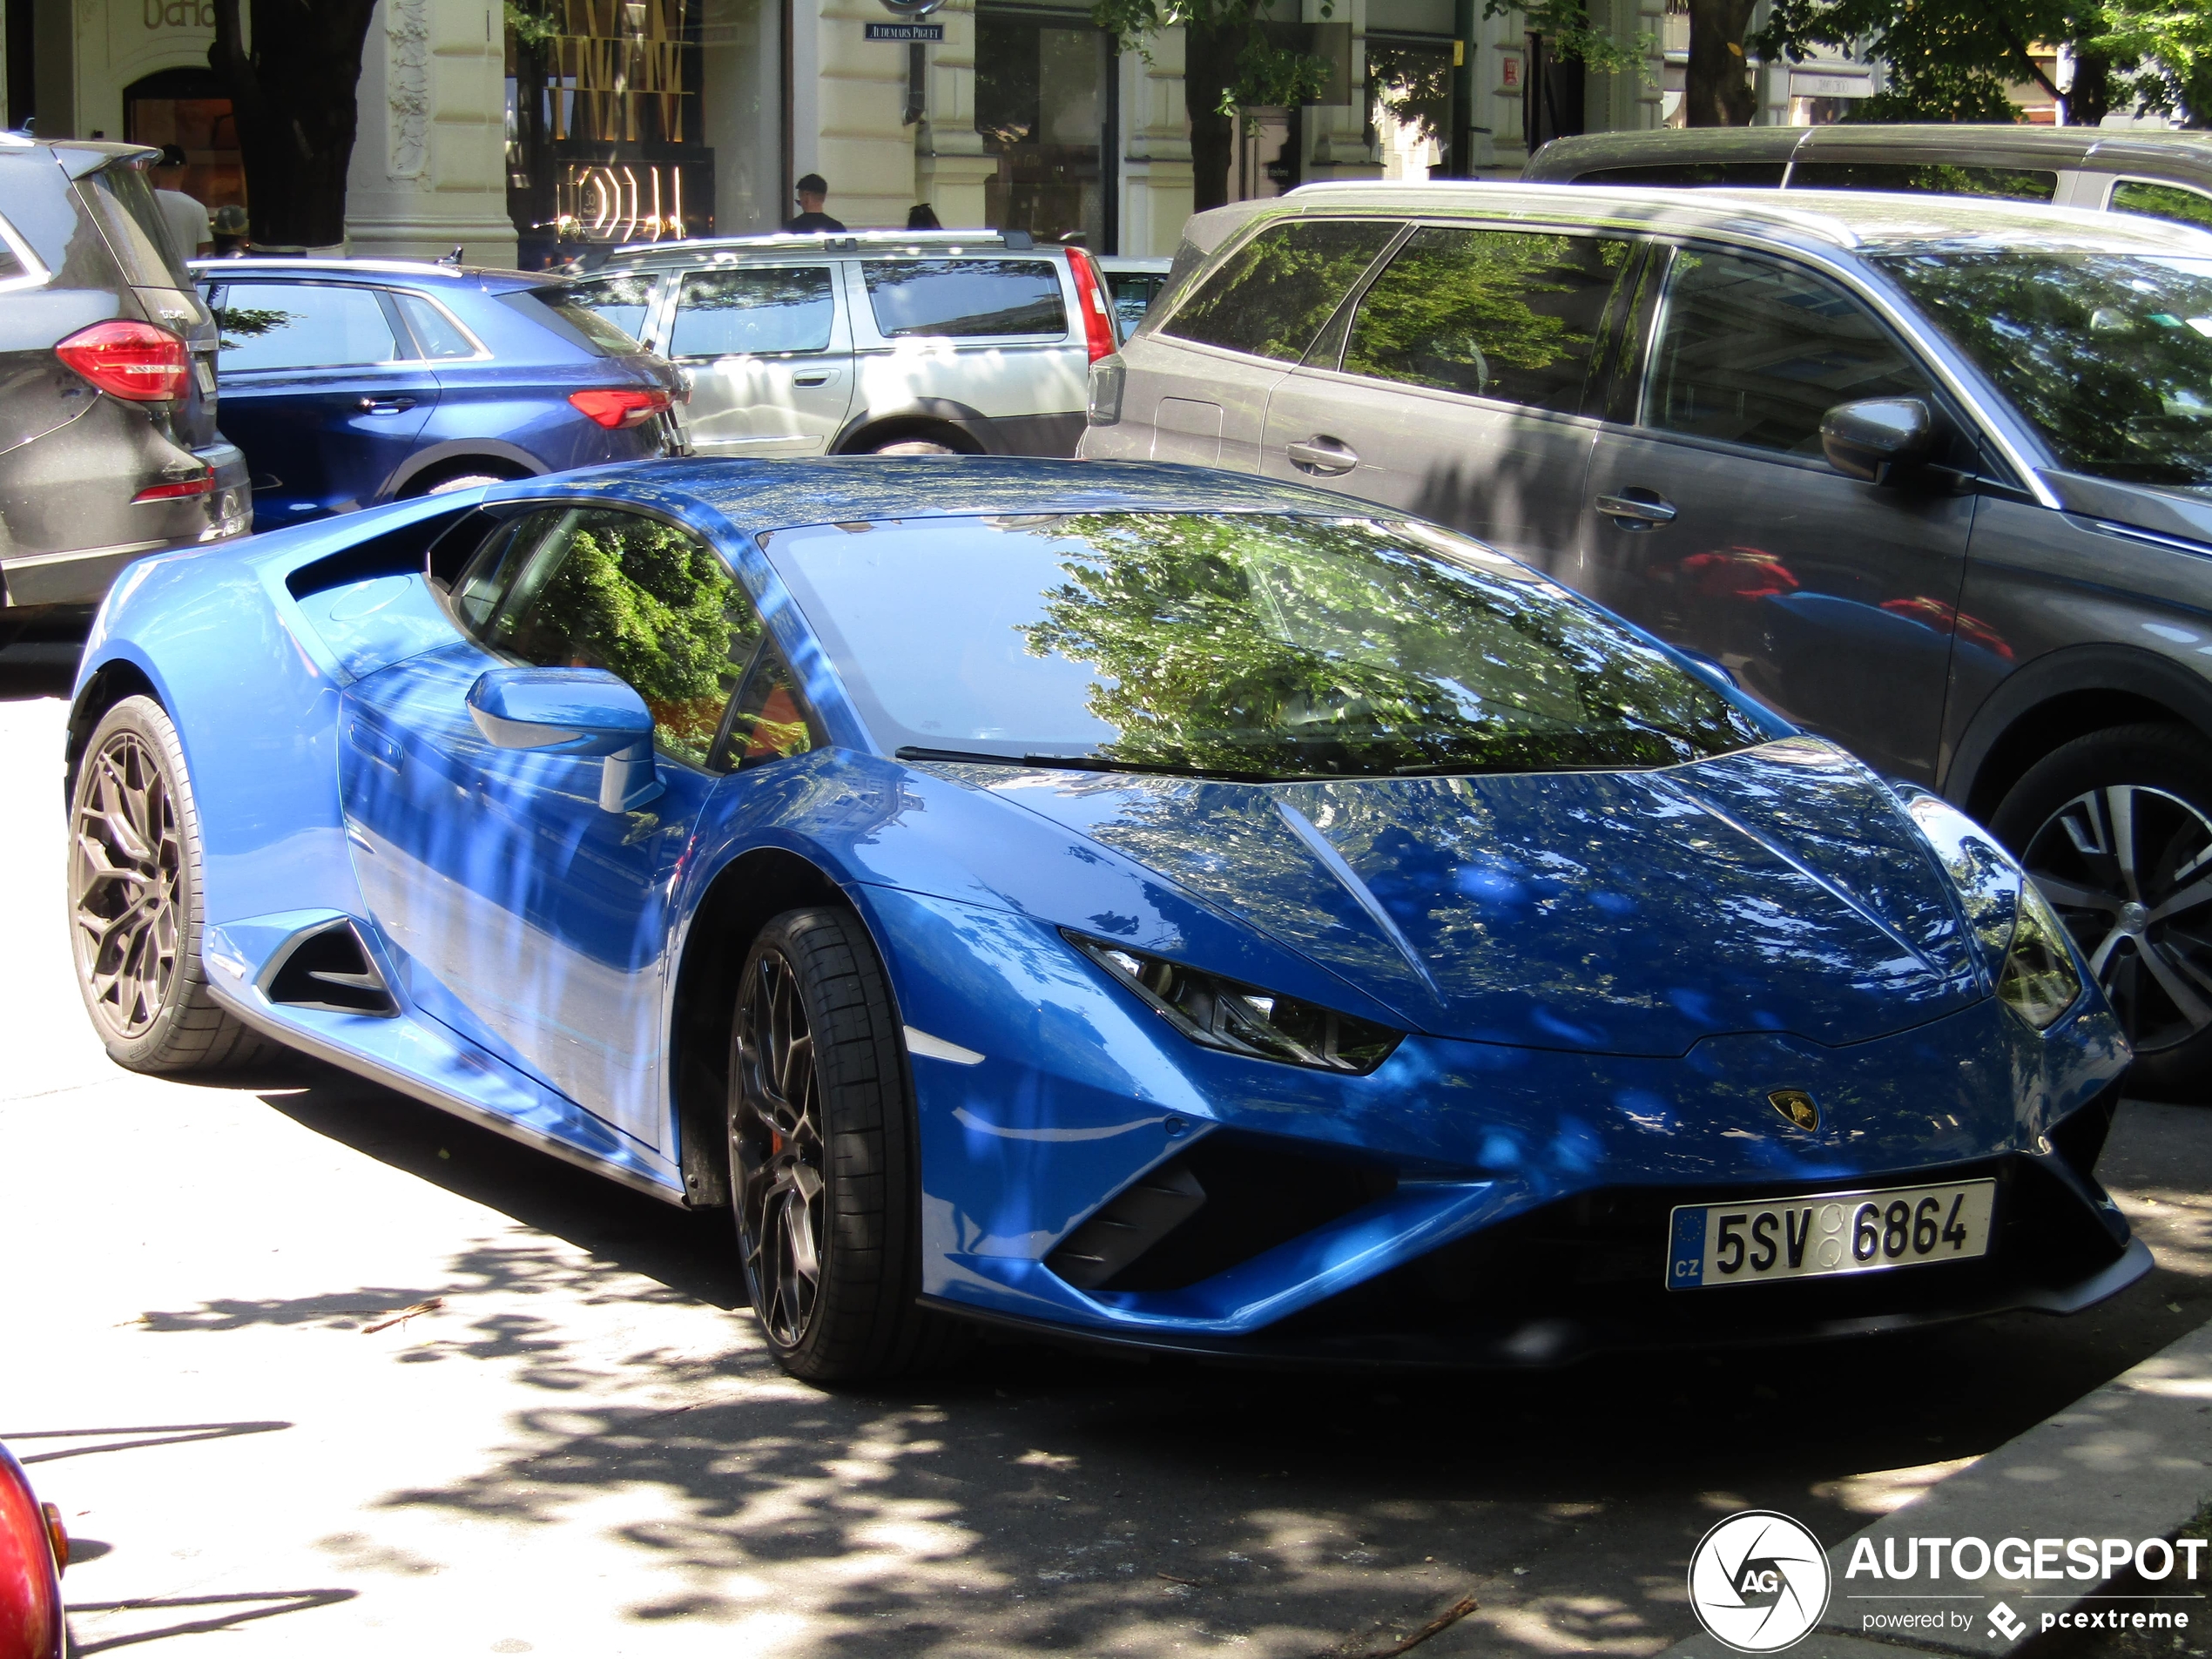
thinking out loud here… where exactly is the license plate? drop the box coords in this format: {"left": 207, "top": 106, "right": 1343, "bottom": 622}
{"left": 1666, "top": 1179, "right": 1995, "bottom": 1290}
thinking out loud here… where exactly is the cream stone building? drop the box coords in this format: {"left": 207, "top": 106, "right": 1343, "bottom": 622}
{"left": 6, "top": 0, "right": 1790, "bottom": 264}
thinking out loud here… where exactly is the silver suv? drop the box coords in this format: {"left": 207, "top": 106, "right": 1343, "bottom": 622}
{"left": 1082, "top": 182, "right": 2212, "bottom": 1094}
{"left": 570, "top": 231, "right": 1117, "bottom": 458}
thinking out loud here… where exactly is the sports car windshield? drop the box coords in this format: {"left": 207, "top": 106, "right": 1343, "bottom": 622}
{"left": 765, "top": 512, "right": 1766, "bottom": 779}
{"left": 1876, "top": 249, "right": 2212, "bottom": 489}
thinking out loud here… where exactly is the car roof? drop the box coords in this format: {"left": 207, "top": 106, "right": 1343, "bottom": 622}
{"left": 549, "top": 455, "right": 1392, "bottom": 536}
{"left": 1267, "top": 179, "right": 2212, "bottom": 258}
{"left": 1524, "top": 123, "right": 2212, "bottom": 185}
{"left": 604, "top": 229, "right": 1049, "bottom": 266}
{"left": 188, "top": 257, "right": 550, "bottom": 290}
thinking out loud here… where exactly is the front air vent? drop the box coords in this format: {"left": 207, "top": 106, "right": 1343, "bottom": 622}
{"left": 1047, "top": 1159, "right": 1207, "bottom": 1290}
{"left": 263, "top": 921, "right": 397, "bottom": 1016}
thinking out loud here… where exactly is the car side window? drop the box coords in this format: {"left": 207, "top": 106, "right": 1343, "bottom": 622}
{"left": 670, "top": 266, "right": 836, "bottom": 358}
{"left": 452, "top": 507, "right": 785, "bottom": 771}
{"left": 1577, "top": 162, "right": 1786, "bottom": 186}
{"left": 862, "top": 259, "right": 1066, "bottom": 339}
{"left": 211, "top": 282, "right": 400, "bottom": 372}
{"left": 394, "top": 292, "right": 478, "bottom": 359}
{"left": 2110, "top": 178, "right": 2212, "bottom": 232}
{"left": 1342, "top": 227, "right": 1634, "bottom": 413}
{"left": 564, "top": 272, "right": 664, "bottom": 343}
{"left": 1643, "top": 248, "right": 1932, "bottom": 457}
{"left": 1160, "top": 219, "right": 1402, "bottom": 362}
{"left": 722, "top": 650, "right": 818, "bottom": 770}
{"left": 1789, "top": 161, "right": 2057, "bottom": 202}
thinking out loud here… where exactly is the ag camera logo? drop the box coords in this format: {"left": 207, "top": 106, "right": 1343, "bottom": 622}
{"left": 1689, "top": 1510, "right": 1831, "bottom": 1652}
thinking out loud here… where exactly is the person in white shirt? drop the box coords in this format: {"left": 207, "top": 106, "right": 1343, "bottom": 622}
{"left": 152, "top": 145, "right": 212, "bottom": 261}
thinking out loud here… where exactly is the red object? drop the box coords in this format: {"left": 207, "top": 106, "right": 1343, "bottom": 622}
{"left": 567, "top": 387, "right": 672, "bottom": 429}
{"left": 132, "top": 467, "right": 216, "bottom": 503}
{"left": 1065, "top": 247, "right": 1117, "bottom": 365}
{"left": 0, "top": 1442, "right": 64, "bottom": 1659}
{"left": 55, "top": 320, "right": 189, "bottom": 402}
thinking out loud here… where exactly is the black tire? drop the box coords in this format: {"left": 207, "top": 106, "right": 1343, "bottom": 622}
{"left": 1990, "top": 722, "right": 2212, "bottom": 1099}
{"left": 67, "top": 696, "right": 281, "bottom": 1074}
{"left": 727, "top": 906, "right": 967, "bottom": 1379}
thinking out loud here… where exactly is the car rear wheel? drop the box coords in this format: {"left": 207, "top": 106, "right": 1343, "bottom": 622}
{"left": 1991, "top": 722, "right": 2212, "bottom": 1098}
{"left": 68, "top": 696, "right": 280, "bottom": 1073}
{"left": 727, "top": 906, "right": 966, "bottom": 1379}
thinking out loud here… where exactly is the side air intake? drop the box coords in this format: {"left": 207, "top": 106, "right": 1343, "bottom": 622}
{"left": 1046, "top": 1160, "right": 1207, "bottom": 1291}
{"left": 263, "top": 921, "right": 397, "bottom": 1017}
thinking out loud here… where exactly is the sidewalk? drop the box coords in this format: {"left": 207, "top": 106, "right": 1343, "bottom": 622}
{"left": 1661, "top": 1317, "right": 2212, "bottom": 1657}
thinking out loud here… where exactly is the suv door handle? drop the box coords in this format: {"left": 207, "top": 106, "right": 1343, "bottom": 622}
{"left": 1286, "top": 435, "right": 1359, "bottom": 475}
{"left": 358, "top": 395, "right": 418, "bottom": 415}
{"left": 1595, "top": 490, "right": 1677, "bottom": 527}
{"left": 792, "top": 371, "right": 835, "bottom": 387}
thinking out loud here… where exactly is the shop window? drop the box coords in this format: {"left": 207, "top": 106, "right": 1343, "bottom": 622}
{"left": 977, "top": 10, "right": 1112, "bottom": 250}
{"left": 123, "top": 67, "right": 245, "bottom": 222}
{"left": 1366, "top": 36, "right": 1453, "bottom": 183}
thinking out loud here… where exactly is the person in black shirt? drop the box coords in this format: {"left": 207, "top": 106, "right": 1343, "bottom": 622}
{"left": 785, "top": 174, "right": 846, "bottom": 233}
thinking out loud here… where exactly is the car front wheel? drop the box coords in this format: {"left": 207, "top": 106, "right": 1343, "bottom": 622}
{"left": 1991, "top": 722, "right": 2212, "bottom": 1098}
{"left": 727, "top": 906, "right": 964, "bottom": 1379}
{"left": 67, "top": 696, "right": 279, "bottom": 1073}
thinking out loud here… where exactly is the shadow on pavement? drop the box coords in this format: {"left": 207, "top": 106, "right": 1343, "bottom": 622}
{"left": 103, "top": 1060, "right": 2212, "bottom": 1656}
{"left": 70, "top": 1588, "right": 360, "bottom": 1653}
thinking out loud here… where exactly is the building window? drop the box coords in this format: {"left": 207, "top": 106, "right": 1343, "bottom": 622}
{"left": 124, "top": 68, "right": 245, "bottom": 221}
{"left": 977, "top": 8, "right": 1114, "bottom": 251}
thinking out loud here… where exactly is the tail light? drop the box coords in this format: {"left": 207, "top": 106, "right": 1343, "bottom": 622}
{"left": 56, "top": 320, "right": 189, "bottom": 401}
{"left": 569, "top": 387, "right": 672, "bottom": 429}
{"left": 133, "top": 466, "right": 216, "bottom": 503}
{"left": 1065, "top": 247, "right": 1117, "bottom": 364}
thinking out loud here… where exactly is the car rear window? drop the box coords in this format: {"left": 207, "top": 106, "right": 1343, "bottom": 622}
{"left": 862, "top": 259, "right": 1067, "bottom": 339}
{"left": 671, "top": 266, "right": 837, "bottom": 356}
{"left": 1789, "top": 161, "right": 2057, "bottom": 202}
{"left": 1162, "top": 219, "right": 1401, "bottom": 363}
{"left": 505, "top": 286, "right": 650, "bottom": 354}
{"left": 78, "top": 164, "right": 192, "bottom": 288}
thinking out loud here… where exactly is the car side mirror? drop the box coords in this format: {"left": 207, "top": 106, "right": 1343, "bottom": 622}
{"left": 466, "top": 667, "right": 664, "bottom": 813}
{"left": 1821, "top": 398, "right": 1935, "bottom": 486}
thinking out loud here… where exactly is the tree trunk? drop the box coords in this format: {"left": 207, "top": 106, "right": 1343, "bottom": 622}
{"left": 209, "top": 0, "right": 380, "bottom": 248}
{"left": 2065, "top": 48, "right": 2112, "bottom": 125}
{"left": 1684, "top": 0, "right": 1758, "bottom": 125}
{"left": 1184, "top": 17, "right": 1248, "bottom": 214}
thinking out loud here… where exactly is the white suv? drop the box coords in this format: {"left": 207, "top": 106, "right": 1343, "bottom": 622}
{"left": 570, "top": 230, "right": 1118, "bottom": 458}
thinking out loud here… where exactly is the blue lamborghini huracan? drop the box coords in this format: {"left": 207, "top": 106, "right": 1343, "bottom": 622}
{"left": 63, "top": 458, "right": 2145, "bottom": 1377}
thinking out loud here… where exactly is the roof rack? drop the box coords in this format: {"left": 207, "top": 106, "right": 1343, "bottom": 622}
{"left": 606, "top": 227, "right": 1038, "bottom": 260}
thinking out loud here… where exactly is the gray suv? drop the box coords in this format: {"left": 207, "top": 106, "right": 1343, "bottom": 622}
{"left": 568, "top": 230, "right": 1118, "bottom": 458}
{"left": 1081, "top": 183, "right": 2212, "bottom": 1092}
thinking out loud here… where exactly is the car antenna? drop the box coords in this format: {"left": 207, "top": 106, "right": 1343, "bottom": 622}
{"left": 439, "top": 245, "right": 463, "bottom": 266}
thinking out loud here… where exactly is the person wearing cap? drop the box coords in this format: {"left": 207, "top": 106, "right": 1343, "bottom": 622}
{"left": 209, "top": 205, "right": 251, "bottom": 257}
{"left": 151, "top": 145, "right": 213, "bottom": 259}
{"left": 785, "top": 173, "right": 846, "bottom": 233}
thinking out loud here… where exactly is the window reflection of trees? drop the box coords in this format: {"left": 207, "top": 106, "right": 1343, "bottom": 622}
{"left": 1163, "top": 220, "right": 1400, "bottom": 362}
{"left": 1878, "top": 250, "right": 2212, "bottom": 487}
{"left": 1344, "top": 229, "right": 1629, "bottom": 407}
{"left": 1016, "top": 513, "right": 1761, "bottom": 778}
{"left": 497, "top": 512, "right": 760, "bottom": 767}
{"left": 861, "top": 260, "right": 1066, "bottom": 339}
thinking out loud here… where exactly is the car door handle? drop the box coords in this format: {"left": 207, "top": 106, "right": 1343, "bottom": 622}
{"left": 792, "top": 371, "right": 837, "bottom": 387}
{"left": 1286, "top": 436, "right": 1359, "bottom": 475}
{"left": 357, "top": 395, "right": 418, "bottom": 415}
{"left": 1595, "top": 491, "right": 1678, "bottom": 527}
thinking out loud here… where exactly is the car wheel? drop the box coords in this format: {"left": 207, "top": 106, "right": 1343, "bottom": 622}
{"left": 867, "top": 439, "right": 961, "bottom": 456}
{"left": 420, "top": 471, "right": 516, "bottom": 496}
{"left": 68, "top": 696, "right": 280, "bottom": 1073}
{"left": 728, "top": 906, "right": 965, "bottom": 1379}
{"left": 1990, "top": 722, "right": 2212, "bottom": 1098}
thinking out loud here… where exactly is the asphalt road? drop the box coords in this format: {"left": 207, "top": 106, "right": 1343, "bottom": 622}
{"left": 4, "top": 658, "right": 2209, "bottom": 1659}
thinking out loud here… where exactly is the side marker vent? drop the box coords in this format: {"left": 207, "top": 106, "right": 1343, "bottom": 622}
{"left": 1046, "top": 1159, "right": 1207, "bottom": 1291}
{"left": 264, "top": 921, "right": 397, "bottom": 1017}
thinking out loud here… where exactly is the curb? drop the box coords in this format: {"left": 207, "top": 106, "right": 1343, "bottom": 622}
{"left": 1663, "top": 1314, "right": 2212, "bottom": 1657}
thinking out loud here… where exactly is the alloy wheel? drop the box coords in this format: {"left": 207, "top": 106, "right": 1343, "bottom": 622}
{"left": 2022, "top": 783, "right": 2212, "bottom": 1053}
{"left": 733, "top": 947, "right": 826, "bottom": 1349}
{"left": 70, "top": 732, "right": 184, "bottom": 1041}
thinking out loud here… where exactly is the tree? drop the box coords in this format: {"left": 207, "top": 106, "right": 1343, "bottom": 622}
{"left": 1757, "top": 0, "right": 2210, "bottom": 125}
{"left": 1087, "top": 0, "right": 1337, "bottom": 213}
{"left": 208, "top": 0, "right": 381, "bottom": 248}
{"left": 1684, "top": 0, "right": 1759, "bottom": 124}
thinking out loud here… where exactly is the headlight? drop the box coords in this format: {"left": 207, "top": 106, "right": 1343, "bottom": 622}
{"left": 1901, "top": 791, "right": 2084, "bottom": 1030}
{"left": 1063, "top": 931, "right": 1400, "bottom": 1074}
{"left": 1086, "top": 355, "right": 1124, "bottom": 426}
{"left": 2000, "top": 877, "right": 2085, "bottom": 1030}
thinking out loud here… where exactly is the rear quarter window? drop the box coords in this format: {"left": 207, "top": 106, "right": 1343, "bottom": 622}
{"left": 862, "top": 259, "right": 1067, "bottom": 338}
{"left": 502, "top": 286, "right": 650, "bottom": 354}
{"left": 2110, "top": 178, "right": 2212, "bottom": 232}
{"left": 1161, "top": 219, "right": 1401, "bottom": 362}
{"left": 77, "top": 165, "right": 192, "bottom": 288}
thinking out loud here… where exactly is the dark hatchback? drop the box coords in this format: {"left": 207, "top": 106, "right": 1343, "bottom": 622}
{"left": 196, "top": 259, "right": 684, "bottom": 524}
{"left": 0, "top": 134, "right": 249, "bottom": 617}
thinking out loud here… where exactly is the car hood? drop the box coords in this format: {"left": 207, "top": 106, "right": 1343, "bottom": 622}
{"left": 953, "top": 737, "right": 1984, "bottom": 1055}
